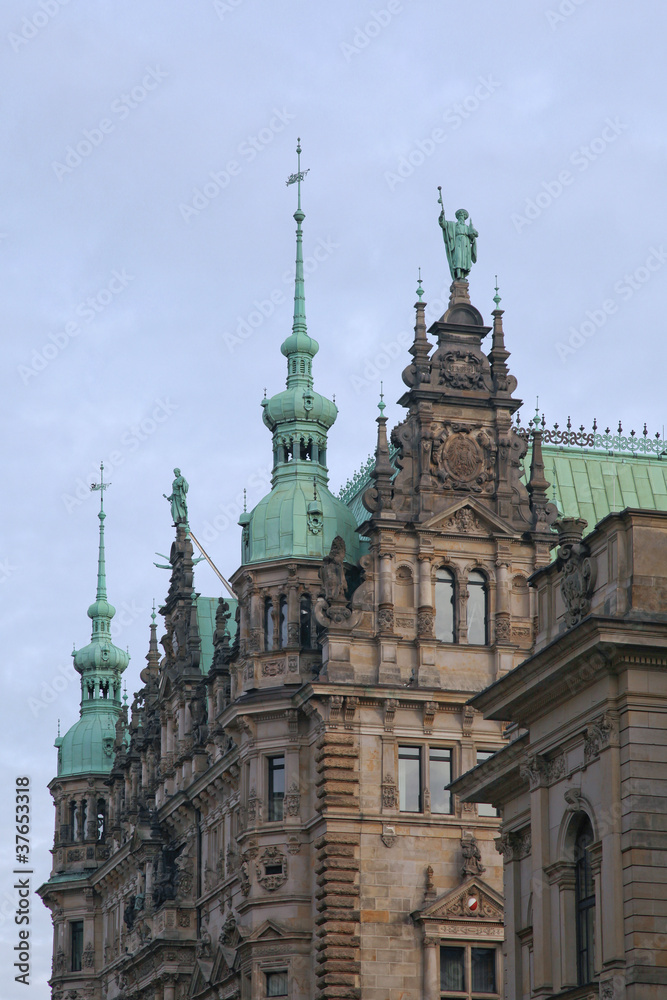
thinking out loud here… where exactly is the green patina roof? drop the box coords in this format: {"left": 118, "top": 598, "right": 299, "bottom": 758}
{"left": 536, "top": 446, "right": 667, "bottom": 526}
{"left": 197, "top": 595, "right": 238, "bottom": 671}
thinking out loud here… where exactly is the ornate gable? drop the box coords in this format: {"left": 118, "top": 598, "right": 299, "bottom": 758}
{"left": 420, "top": 497, "right": 520, "bottom": 538}
{"left": 415, "top": 877, "right": 504, "bottom": 939}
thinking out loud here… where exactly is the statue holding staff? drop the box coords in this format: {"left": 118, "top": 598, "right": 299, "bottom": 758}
{"left": 437, "top": 187, "right": 478, "bottom": 281}
{"left": 164, "top": 468, "right": 189, "bottom": 525}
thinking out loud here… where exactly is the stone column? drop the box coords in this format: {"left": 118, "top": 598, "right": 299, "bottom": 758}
{"left": 417, "top": 555, "right": 432, "bottom": 612}
{"left": 529, "top": 781, "right": 553, "bottom": 995}
{"left": 545, "top": 861, "right": 576, "bottom": 989}
{"left": 423, "top": 936, "right": 439, "bottom": 1000}
{"left": 494, "top": 559, "right": 511, "bottom": 644}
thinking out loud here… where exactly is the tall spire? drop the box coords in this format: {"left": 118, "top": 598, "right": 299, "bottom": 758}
{"left": 289, "top": 137, "right": 308, "bottom": 341}
{"left": 280, "top": 139, "right": 319, "bottom": 388}
{"left": 91, "top": 462, "right": 109, "bottom": 603}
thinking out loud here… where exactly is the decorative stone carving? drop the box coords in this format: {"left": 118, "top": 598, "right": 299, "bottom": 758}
{"left": 381, "top": 824, "right": 397, "bottom": 848}
{"left": 431, "top": 424, "right": 495, "bottom": 493}
{"left": 461, "top": 833, "right": 486, "bottom": 878}
{"left": 262, "top": 659, "right": 285, "bottom": 677}
{"left": 344, "top": 696, "right": 359, "bottom": 725}
{"left": 583, "top": 712, "right": 617, "bottom": 766}
{"left": 381, "top": 775, "right": 398, "bottom": 809}
{"left": 329, "top": 694, "right": 343, "bottom": 724}
{"left": 462, "top": 704, "right": 475, "bottom": 738}
{"left": 424, "top": 865, "right": 437, "bottom": 900}
{"left": 82, "top": 942, "right": 95, "bottom": 968}
{"left": 423, "top": 701, "right": 437, "bottom": 733}
{"left": 443, "top": 507, "right": 481, "bottom": 533}
{"left": 287, "top": 623, "right": 300, "bottom": 646}
{"left": 494, "top": 828, "right": 531, "bottom": 863}
{"left": 377, "top": 607, "right": 394, "bottom": 632}
{"left": 287, "top": 655, "right": 298, "bottom": 673}
{"left": 247, "top": 628, "right": 262, "bottom": 653}
{"left": 287, "top": 835, "right": 301, "bottom": 855}
{"left": 417, "top": 609, "right": 434, "bottom": 638}
{"left": 284, "top": 781, "right": 300, "bottom": 817}
{"left": 495, "top": 614, "right": 511, "bottom": 643}
{"left": 256, "top": 846, "right": 287, "bottom": 891}
{"left": 520, "top": 752, "right": 566, "bottom": 789}
{"left": 438, "top": 349, "right": 488, "bottom": 391}
{"left": 383, "top": 698, "right": 398, "bottom": 731}
{"left": 555, "top": 518, "right": 596, "bottom": 628}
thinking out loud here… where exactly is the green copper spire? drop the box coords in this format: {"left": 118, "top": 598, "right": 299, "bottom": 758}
{"left": 280, "top": 138, "right": 319, "bottom": 381}
{"left": 416, "top": 268, "right": 424, "bottom": 301}
{"left": 244, "top": 142, "right": 360, "bottom": 566}
{"left": 493, "top": 275, "right": 501, "bottom": 307}
{"left": 57, "top": 466, "right": 130, "bottom": 777}
{"left": 378, "top": 382, "right": 386, "bottom": 415}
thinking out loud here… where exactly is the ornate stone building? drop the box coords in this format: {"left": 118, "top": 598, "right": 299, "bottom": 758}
{"left": 40, "top": 161, "right": 667, "bottom": 999}
{"left": 453, "top": 509, "right": 667, "bottom": 1000}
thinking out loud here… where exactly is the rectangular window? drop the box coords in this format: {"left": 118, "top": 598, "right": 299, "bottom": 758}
{"left": 471, "top": 947, "right": 496, "bottom": 993}
{"left": 441, "top": 946, "right": 465, "bottom": 992}
{"left": 70, "top": 920, "right": 84, "bottom": 972}
{"left": 398, "top": 746, "right": 422, "bottom": 812}
{"left": 266, "top": 970, "right": 288, "bottom": 996}
{"left": 267, "top": 756, "right": 285, "bottom": 822}
{"left": 430, "top": 748, "right": 452, "bottom": 815}
{"left": 476, "top": 750, "right": 499, "bottom": 818}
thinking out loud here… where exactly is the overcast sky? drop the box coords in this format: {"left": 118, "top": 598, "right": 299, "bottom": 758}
{"left": 2, "top": 0, "right": 667, "bottom": 993}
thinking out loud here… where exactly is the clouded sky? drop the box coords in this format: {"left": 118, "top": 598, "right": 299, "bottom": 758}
{"left": 2, "top": 0, "right": 666, "bottom": 992}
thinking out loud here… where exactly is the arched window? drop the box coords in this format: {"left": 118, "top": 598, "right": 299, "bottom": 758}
{"left": 279, "top": 596, "right": 288, "bottom": 648}
{"left": 435, "top": 568, "right": 456, "bottom": 643}
{"left": 300, "top": 595, "right": 312, "bottom": 648}
{"left": 265, "top": 599, "right": 274, "bottom": 650}
{"left": 575, "top": 815, "right": 595, "bottom": 985}
{"left": 467, "top": 570, "right": 488, "bottom": 645}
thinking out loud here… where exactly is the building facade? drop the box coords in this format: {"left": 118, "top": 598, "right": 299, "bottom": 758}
{"left": 38, "top": 170, "right": 568, "bottom": 1000}
{"left": 453, "top": 509, "right": 667, "bottom": 1000}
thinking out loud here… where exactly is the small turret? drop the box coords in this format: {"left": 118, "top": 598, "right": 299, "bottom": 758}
{"left": 58, "top": 464, "right": 129, "bottom": 777}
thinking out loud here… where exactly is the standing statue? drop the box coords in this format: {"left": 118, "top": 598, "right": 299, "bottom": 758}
{"left": 320, "top": 536, "right": 347, "bottom": 603}
{"left": 438, "top": 187, "right": 478, "bottom": 281}
{"left": 164, "top": 468, "right": 189, "bottom": 525}
{"left": 461, "top": 833, "right": 486, "bottom": 878}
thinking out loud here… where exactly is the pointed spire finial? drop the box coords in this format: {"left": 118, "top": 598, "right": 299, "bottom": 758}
{"left": 416, "top": 268, "right": 424, "bottom": 301}
{"left": 493, "top": 275, "right": 501, "bottom": 307}
{"left": 122, "top": 682, "right": 128, "bottom": 706}
{"left": 151, "top": 599, "right": 156, "bottom": 624}
{"left": 57, "top": 718, "right": 61, "bottom": 737}
{"left": 378, "top": 381, "right": 386, "bottom": 415}
{"left": 90, "top": 461, "right": 111, "bottom": 601}
{"left": 243, "top": 488, "right": 247, "bottom": 513}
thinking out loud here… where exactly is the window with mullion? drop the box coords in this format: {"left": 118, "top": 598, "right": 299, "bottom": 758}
{"left": 267, "top": 756, "right": 285, "bottom": 822}
{"left": 440, "top": 943, "right": 498, "bottom": 1000}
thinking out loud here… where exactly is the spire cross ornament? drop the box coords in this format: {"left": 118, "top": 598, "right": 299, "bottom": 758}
{"left": 285, "top": 137, "right": 309, "bottom": 200}
{"left": 90, "top": 462, "right": 111, "bottom": 512}
{"left": 416, "top": 268, "right": 424, "bottom": 301}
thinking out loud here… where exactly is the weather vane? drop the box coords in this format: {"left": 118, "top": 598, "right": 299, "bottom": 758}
{"left": 90, "top": 462, "right": 111, "bottom": 506}
{"left": 286, "top": 137, "right": 309, "bottom": 189}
